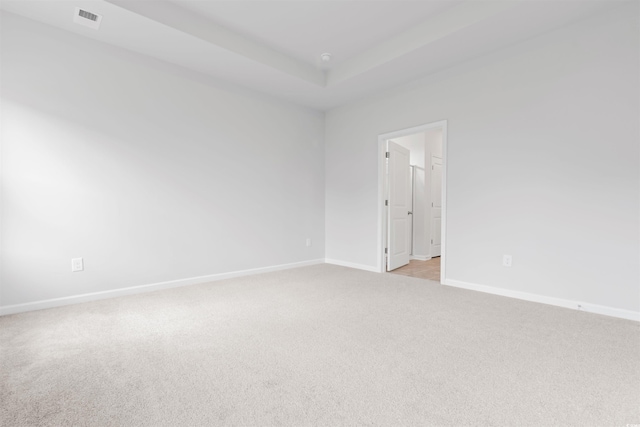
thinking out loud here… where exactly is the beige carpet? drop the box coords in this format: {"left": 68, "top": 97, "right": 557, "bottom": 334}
{"left": 1, "top": 264, "right": 639, "bottom": 426}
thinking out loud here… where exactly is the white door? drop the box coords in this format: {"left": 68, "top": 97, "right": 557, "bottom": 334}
{"left": 430, "top": 156, "right": 442, "bottom": 257}
{"left": 387, "top": 141, "right": 411, "bottom": 271}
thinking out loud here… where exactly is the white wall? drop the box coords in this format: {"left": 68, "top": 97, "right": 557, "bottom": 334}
{"left": 0, "top": 13, "right": 325, "bottom": 307}
{"left": 325, "top": 4, "right": 640, "bottom": 313}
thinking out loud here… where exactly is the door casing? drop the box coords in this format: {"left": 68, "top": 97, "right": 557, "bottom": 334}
{"left": 378, "top": 120, "right": 448, "bottom": 283}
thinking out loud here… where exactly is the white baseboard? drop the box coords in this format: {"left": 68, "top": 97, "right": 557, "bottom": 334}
{"left": 0, "top": 259, "right": 325, "bottom": 316}
{"left": 444, "top": 278, "right": 639, "bottom": 322}
{"left": 410, "top": 255, "right": 430, "bottom": 261}
{"left": 325, "top": 259, "right": 380, "bottom": 273}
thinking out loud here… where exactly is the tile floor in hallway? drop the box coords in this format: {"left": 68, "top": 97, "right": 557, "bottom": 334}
{"left": 388, "top": 257, "right": 441, "bottom": 281}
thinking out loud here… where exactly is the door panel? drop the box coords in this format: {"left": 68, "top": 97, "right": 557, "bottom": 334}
{"left": 387, "top": 141, "right": 411, "bottom": 271}
{"left": 430, "top": 156, "right": 442, "bottom": 257}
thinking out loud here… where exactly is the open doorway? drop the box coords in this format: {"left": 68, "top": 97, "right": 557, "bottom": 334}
{"left": 378, "top": 121, "right": 447, "bottom": 283}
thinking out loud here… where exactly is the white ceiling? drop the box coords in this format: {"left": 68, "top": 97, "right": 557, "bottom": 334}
{"left": 0, "top": 0, "right": 623, "bottom": 111}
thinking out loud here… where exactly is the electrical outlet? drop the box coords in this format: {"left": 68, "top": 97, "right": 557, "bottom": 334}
{"left": 306, "top": 238, "right": 312, "bottom": 247}
{"left": 502, "top": 254, "right": 512, "bottom": 267}
{"left": 71, "top": 257, "right": 84, "bottom": 272}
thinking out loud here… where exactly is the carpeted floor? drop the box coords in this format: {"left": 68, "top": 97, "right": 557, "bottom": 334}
{"left": 1, "top": 264, "right": 639, "bottom": 426}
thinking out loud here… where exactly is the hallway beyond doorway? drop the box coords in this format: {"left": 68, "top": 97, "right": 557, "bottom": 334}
{"left": 388, "top": 257, "right": 440, "bottom": 281}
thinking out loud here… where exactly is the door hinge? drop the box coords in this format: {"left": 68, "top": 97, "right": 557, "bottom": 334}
{"left": 385, "top": 152, "right": 390, "bottom": 158}
{"left": 431, "top": 202, "right": 434, "bottom": 207}
{"left": 431, "top": 239, "right": 433, "bottom": 244}
{"left": 385, "top": 199, "right": 388, "bottom": 206}
{"left": 385, "top": 248, "right": 388, "bottom": 254}
{"left": 432, "top": 165, "right": 434, "bottom": 170}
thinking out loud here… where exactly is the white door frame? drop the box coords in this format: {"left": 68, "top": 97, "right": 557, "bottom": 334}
{"left": 377, "top": 120, "right": 448, "bottom": 283}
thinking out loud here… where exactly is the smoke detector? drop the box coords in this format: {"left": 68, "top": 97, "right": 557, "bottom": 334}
{"left": 320, "top": 53, "right": 332, "bottom": 63}
{"left": 74, "top": 7, "right": 102, "bottom": 30}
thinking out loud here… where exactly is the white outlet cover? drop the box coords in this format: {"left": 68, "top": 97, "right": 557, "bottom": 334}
{"left": 72, "top": 257, "right": 84, "bottom": 272}
{"left": 503, "top": 255, "right": 512, "bottom": 267}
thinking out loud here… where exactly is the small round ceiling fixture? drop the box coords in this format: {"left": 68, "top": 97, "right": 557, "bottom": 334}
{"left": 320, "top": 53, "right": 332, "bottom": 63}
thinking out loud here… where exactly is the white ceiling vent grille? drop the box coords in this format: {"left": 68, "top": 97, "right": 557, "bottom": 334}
{"left": 73, "top": 7, "right": 102, "bottom": 30}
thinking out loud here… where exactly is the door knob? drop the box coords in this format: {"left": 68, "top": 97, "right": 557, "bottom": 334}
{"left": 408, "top": 211, "right": 413, "bottom": 215}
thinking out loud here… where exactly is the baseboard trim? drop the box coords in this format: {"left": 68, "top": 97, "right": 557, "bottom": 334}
{"left": 325, "top": 259, "right": 380, "bottom": 273}
{"left": 0, "top": 259, "right": 325, "bottom": 316}
{"left": 444, "top": 278, "right": 639, "bottom": 322}
{"left": 410, "top": 255, "right": 430, "bottom": 261}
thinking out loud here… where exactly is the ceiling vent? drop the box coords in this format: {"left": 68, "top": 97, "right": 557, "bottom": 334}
{"left": 73, "top": 7, "right": 102, "bottom": 30}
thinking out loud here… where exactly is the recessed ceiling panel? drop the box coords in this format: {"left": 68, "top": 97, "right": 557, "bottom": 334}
{"left": 173, "top": 0, "right": 463, "bottom": 67}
